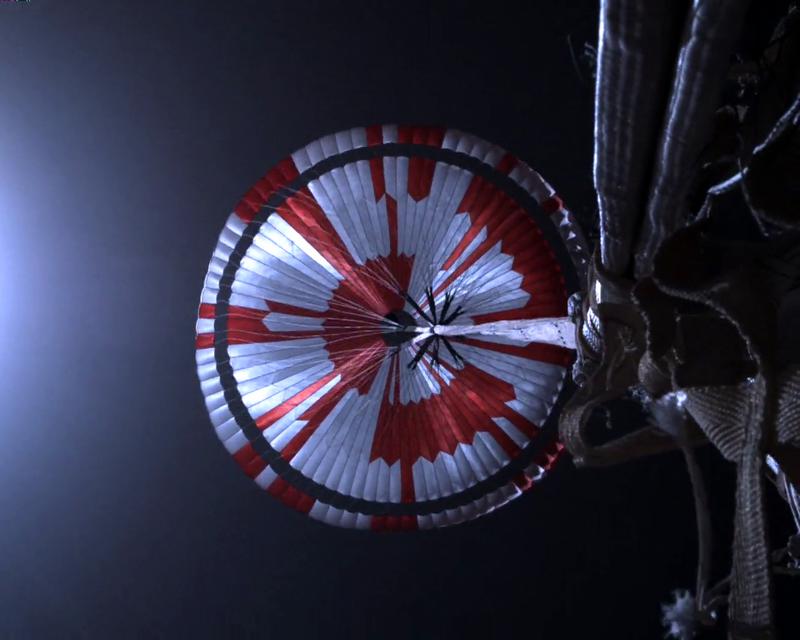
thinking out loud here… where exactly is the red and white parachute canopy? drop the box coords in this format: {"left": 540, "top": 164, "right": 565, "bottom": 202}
{"left": 196, "top": 126, "right": 588, "bottom": 530}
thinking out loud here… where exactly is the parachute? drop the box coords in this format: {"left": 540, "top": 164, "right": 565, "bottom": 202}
{"left": 196, "top": 125, "right": 588, "bottom": 529}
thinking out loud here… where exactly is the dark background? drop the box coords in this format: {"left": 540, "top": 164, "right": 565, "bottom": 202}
{"left": 0, "top": 1, "right": 797, "bottom": 638}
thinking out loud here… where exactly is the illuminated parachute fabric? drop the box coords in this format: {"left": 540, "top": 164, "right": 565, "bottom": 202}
{"left": 196, "top": 125, "right": 584, "bottom": 530}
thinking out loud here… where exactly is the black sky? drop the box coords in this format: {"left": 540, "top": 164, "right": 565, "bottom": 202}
{"left": 0, "top": 1, "right": 797, "bottom": 638}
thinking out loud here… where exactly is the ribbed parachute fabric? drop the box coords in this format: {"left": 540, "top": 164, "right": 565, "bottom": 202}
{"left": 196, "top": 126, "right": 587, "bottom": 530}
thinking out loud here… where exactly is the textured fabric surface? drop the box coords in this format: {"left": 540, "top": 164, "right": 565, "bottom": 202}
{"left": 686, "top": 367, "right": 800, "bottom": 458}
